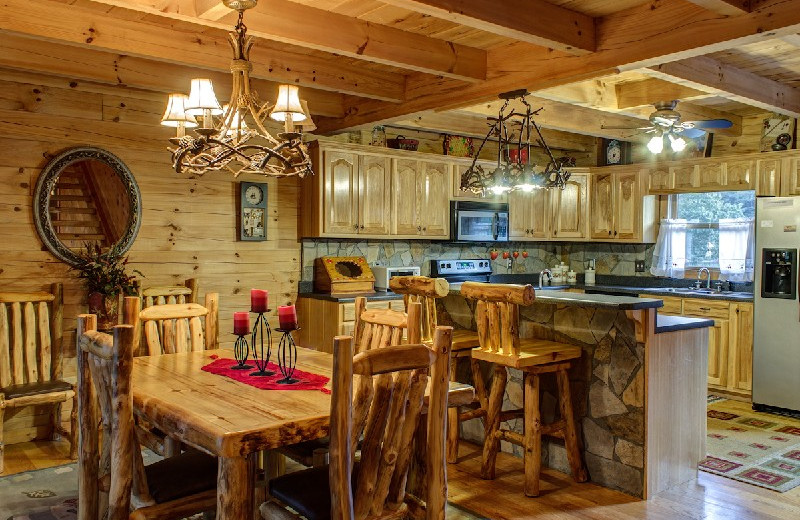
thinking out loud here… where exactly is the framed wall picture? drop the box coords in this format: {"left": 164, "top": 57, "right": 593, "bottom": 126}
{"left": 239, "top": 181, "right": 268, "bottom": 241}
{"left": 761, "top": 114, "right": 796, "bottom": 152}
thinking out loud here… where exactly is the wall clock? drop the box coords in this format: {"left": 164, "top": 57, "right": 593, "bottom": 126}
{"left": 599, "top": 138, "right": 632, "bottom": 166}
{"left": 239, "top": 181, "right": 268, "bottom": 241}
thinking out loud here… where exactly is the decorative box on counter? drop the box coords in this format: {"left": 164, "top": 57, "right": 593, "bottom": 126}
{"left": 314, "top": 256, "right": 376, "bottom": 295}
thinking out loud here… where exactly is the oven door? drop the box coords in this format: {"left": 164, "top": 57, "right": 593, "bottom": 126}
{"left": 456, "top": 210, "right": 509, "bottom": 242}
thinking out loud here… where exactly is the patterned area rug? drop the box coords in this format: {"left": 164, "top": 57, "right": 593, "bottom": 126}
{"left": 1, "top": 455, "right": 486, "bottom": 520}
{"left": 700, "top": 398, "right": 800, "bottom": 492}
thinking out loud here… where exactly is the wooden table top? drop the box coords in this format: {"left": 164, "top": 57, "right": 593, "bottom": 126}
{"left": 132, "top": 348, "right": 474, "bottom": 458}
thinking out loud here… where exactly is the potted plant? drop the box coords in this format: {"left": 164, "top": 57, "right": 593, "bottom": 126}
{"left": 74, "top": 243, "right": 143, "bottom": 330}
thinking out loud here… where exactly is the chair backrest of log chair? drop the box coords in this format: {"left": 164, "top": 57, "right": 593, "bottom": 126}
{"left": 353, "top": 297, "right": 422, "bottom": 355}
{"left": 329, "top": 327, "right": 452, "bottom": 520}
{"left": 133, "top": 292, "right": 219, "bottom": 356}
{"left": 140, "top": 278, "right": 199, "bottom": 308}
{"left": 459, "top": 282, "right": 535, "bottom": 357}
{"left": 388, "top": 276, "right": 449, "bottom": 344}
{"left": 76, "top": 316, "right": 141, "bottom": 520}
{"left": 0, "top": 283, "right": 64, "bottom": 389}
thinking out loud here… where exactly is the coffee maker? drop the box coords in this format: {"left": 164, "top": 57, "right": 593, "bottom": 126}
{"left": 760, "top": 248, "right": 797, "bottom": 299}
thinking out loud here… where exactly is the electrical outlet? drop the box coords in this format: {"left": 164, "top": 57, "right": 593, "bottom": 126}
{"left": 635, "top": 260, "right": 646, "bottom": 272}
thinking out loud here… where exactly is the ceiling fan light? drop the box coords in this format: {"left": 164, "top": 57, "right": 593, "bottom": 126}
{"left": 669, "top": 134, "right": 687, "bottom": 152}
{"left": 647, "top": 135, "right": 664, "bottom": 154}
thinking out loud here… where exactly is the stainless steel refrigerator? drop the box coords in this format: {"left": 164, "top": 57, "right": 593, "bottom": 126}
{"left": 753, "top": 197, "right": 800, "bottom": 413}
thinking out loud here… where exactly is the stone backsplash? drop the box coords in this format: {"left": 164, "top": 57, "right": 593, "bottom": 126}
{"left": 301, "top": 239, "right": 656, "bottom": 282}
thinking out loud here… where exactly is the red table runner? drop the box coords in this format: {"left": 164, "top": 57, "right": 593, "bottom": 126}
{"left": 202, "top": 357, "right": 331, "bottom": 394}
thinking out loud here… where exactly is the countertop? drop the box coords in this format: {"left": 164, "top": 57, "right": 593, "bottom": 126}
{"left": 448, "top": 288, "right": 663, "bottom": 310}
{"left": 297, "top": 291, "right": 404, "bottom": 303}
{"left": 655, "top": 315, "right": 715, "bottom": 334}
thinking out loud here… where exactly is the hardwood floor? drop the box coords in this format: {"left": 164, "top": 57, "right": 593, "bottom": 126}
{"left": 4, "top": 435, "right": 800, "bottom": 519}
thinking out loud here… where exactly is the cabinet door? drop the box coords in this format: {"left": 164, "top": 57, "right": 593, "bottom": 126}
{"left": 698, "top": 162, "right": 725, "bottom": 190}
{"left": 590, "top": 173, "right": 614, "bottom": 239}
{"left": 757, "top": 158, "right": 781, "bottom": 197}
{"left": 781, "top": 157, "right": 800, "bottom": 196}
{"left": 529, "top": 189, "right": 550, "bottom": 239}
{"left": 420, "top": 160, "right": 450, "bottom": 237}
{"left": 391, "top": 159, "right": 420, "bottom": 235}
{"left": 729, "top": 303, "right": 753, "bottom": 393}
{"left": 648, "top": 167, "right": 673, "bottom": 193}
{"left": 358, "top": 155, "right": 391, "bottom": 235}
{"left": 707, "top": 319, "right": 729, "bottom": 388}
{"left": 508, "top": 190, "right": 532, "bottom": 239}
{"left": 323, "top": 151, "right": 358, "bottom": 235}
{"left": 452, "top": 161, "right": 505, "bottom": 201}
{"left": 725, "top": 160, "right": 754, "bottom": 190}
{"left": 551, "top": 174, "right": 586, "bottom": 239}
{"left": 671, "top": 165, "right": 698, "bottom": 191}
{"left": 615, "top": 172, "right": 640, "bottom": 240}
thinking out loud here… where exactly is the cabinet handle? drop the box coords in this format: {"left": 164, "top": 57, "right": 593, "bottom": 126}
{"left": 417, "top": 226, "right": 422, "bottom": 231}
{"left": 614, "top": 230, "right": 618, "bottom": 236}
{"left": 423, "top": 227, "right": 427, "bottom": 231}
{"left": 736, "top": 308, "right": 740, "bottom": 314}
{"left": 699, "top": 307, "right": 711, "bottom": 311}
{"left": 360, "top": 225, "right": 364, "bottom": 229}
{"left": 354, "top": 225, "right": 358, "bottom": 230}
{"left": 608, "top": 230, "right": 612, "bottom": 236}
{"left": 554, "top": 230, "right": 557, "bottom": 235}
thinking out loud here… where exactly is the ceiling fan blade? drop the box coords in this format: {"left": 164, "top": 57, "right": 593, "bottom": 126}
{"left": 687, "top": 119, "right": 733, "bottom": 130}
{"left": 601, "top": 125, "right": 650, "bottom": 130}
{"left": 680, "top": 127, "right": 706, "bottom": 139}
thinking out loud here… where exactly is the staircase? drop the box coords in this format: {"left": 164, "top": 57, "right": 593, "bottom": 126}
{"left": 49, "top": 164, "right": 114, "bottom": 250}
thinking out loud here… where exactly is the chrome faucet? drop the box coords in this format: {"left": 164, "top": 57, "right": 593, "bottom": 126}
{"left": 698, "top": 267, "right": 711, "bottom": 289}
{"left": 539, "top": 269, "right": 552, "bottom": 290}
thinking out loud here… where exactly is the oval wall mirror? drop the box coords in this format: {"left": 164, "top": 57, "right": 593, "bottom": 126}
{"left": 33, "top": 147, "right": 142, "bottom": 266}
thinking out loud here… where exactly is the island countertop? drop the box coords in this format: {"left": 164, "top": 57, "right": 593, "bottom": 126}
{"left": 448, "top": 286, "right": 664, "bottom": 310}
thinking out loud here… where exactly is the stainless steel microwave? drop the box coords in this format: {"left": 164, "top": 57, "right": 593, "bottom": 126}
{"left": 450, "top": 201, "right": 509, "bottom": 242}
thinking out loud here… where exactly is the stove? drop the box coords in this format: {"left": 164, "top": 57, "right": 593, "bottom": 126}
{"left": 430, "top": 259, "right": 492, "bottom": 288}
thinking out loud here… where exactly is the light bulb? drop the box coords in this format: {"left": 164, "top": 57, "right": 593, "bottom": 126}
{"left": 669, "top": 134, "right": 686, "bottom": 152}
{"left": 647, "top": 135, "right": 664, "bottom": 154}
{"left": 490, "top": 185, "right": 511, "bottom": 195}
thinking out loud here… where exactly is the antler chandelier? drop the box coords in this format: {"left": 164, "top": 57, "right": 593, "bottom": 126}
{"left": 160, "top": 0, "right": 314, "bottom": 178}
{"left": 460, "top": 89, "right": 570, "bottom": 195}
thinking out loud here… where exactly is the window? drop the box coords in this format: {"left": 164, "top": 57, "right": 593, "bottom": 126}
{"left": 669, "top": 191, "right": 755, "bottom": 268}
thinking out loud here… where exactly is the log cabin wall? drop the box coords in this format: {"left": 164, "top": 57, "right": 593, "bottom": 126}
{"left": 0, "top": 69, "right": 301, "bottom": 446}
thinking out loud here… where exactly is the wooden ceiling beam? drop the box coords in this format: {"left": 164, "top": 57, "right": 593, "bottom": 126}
{"left": 81, "top": 0, "right": 487, "bottom": 81}
{"left": 614, "top": 78, "right": 713, "bottom": 109}
{"left": 0, "top": 0, "right": 405, "bottom": 102}
{"left": 682, "top": 0, "right": 751, "bottom": 16}
{"left": 317, "top": 0, "right": 800, "bottom": 133}
{"left": 378, "top": 0, "right": 595, "bottom": 55}
{"left": 646, "top": 56, "right": 800, "bottom": 117}
{"left": 0, "top": 33, "right": 346, "bottom": 117}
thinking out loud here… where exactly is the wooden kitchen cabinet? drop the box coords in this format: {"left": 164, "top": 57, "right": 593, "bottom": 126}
{"left": 648, "top": 166, "right": 673, "bottom": 192}
{"left": 391, "top": 158, "right": 420, "bottom": 235}
{"left": 672, "top": 164, "right": 698, "bottom": 191}
{"left": 321, "top": 150, "right": 359, "bottom": 235}
{"left": 420, "top": 160, "right": 450, "bottom": 237}
{"left": 757, "top": 158, "right": 781, "bottom": 196}
{"left": 590, "top": 168, "right": 655, "bottom": 242}
{"left": 510, "top": 170, "right": 588, "bottom": 241}
{"left": 729, "top": 302, "right": 754, "bottom": 393}
{"left": 725, "top": 160, "right": 754, "bottom": 189}
{"left": 358, "top": 154, "right": 392, "bottom": 235}
{"left": 698, "top": 162, "right": 725, "bottom": 190}
{"left": 706, "top": 319, "right": 730, "bottom": 388}
{"left": 781, "top": 157, "right": 800, "bottom": 196}
{"left": 451, "top": 161, "right": 507, "bottom": 201}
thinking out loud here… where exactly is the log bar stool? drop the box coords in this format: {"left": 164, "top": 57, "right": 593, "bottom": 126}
{"left": 460, "top": 281, "right": 588, "bottom": 497}
{"left": 389, "top": 275, "right": 483, "bottom": 463}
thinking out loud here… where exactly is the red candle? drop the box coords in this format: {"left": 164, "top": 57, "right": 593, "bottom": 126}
{"left": 233, "top": 312, "right": 250, "bottom": 336}
{"left": 250, "top": 289, "right": 269, "bottom": 313}
{"left": 278, "top": 305, "right": 298, "bottom": 331}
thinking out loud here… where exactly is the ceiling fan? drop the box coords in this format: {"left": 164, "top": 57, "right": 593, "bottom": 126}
{"left": 602, "top": 100, "right": 733, "bottom": 153}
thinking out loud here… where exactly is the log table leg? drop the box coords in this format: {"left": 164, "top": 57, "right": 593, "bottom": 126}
{"left": 217, "top": 456, "right": 255, "bottom": 520}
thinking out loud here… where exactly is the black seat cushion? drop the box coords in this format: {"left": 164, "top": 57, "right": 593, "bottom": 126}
{"left": 269, "top": 464, "right": 358, "bottom": 520}
{"left": 280, "top": 437, "right": 330, "bottom": 465}
{"left": 144, "top": 450, "right": 218, "bottom": 504}
{"left": 1, "top": 380, "right": 73, "bottom": 400}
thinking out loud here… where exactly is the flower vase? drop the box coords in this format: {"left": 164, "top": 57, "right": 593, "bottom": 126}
{"left": 87, "top": 291, "right": 119, "bottom": 331}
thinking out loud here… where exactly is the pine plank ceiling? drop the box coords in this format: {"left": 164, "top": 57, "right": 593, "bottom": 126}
{"left": 3, "top": 0, "right": 800, "bottom": 142}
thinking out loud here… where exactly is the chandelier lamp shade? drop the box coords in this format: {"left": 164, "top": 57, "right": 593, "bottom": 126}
{"left": 460, "top": 89, "right": 571, "bottom": 195}
{"left": 160, "top": 0, "right": 314, "bottom": 178}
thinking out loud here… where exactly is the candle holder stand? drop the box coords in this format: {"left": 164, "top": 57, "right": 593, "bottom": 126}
{"left": 250, "top": 311, "right": 275, "bottom": 377}
{"left": 231, "top": 333, "right": 252, "bottom": 370}
{"left": 275, "top": 328, "right": 300, "bottom": 385}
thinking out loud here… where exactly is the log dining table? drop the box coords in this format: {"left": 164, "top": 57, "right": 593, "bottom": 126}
{"left": 131, "top": 347, "right": 475, "bottom": 520}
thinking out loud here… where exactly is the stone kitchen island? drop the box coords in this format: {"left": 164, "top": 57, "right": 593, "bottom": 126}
{"left": 441, "top": 287, "right": 712, "bottom": 499}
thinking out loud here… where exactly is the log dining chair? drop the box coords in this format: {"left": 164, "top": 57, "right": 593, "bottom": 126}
{"left": 121, "top": 293, "right": 218, "bottom": 457}
{"left": 388, "top": 275, "right": 483, "bottom": 463}
{"left": 279, "top": 299, "right": 423, "bottom": 468}
{"left": 0, "top": 283, "right": 76, "bottom": 473}
{"left": 76, "top": 315, "right": 217, "bottom": 520}
{"left": 262, "top": 327, "right": 452, "bottom": 520}
{"left": 460, "top": 282, "right": 588, "bottom": 497}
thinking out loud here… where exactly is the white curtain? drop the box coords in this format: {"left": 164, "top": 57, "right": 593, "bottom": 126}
{"left": 650, "top": 219, "right": 688, "bottom": 278}
{"left": 719, "top": 218, "right": 755, "bottom": 282}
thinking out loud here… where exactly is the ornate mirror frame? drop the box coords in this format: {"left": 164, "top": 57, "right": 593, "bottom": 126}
{"left": 33, "top": 147, "right": 142, "bottom": 266}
